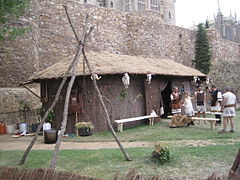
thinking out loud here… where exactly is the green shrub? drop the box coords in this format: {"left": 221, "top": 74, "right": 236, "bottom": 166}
{"left": 151, "top": 142, "right": 172, "bottom": 164}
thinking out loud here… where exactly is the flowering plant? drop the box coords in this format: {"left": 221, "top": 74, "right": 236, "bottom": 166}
{"left": 75, "top": 122, "right": 94, "bottom": 129}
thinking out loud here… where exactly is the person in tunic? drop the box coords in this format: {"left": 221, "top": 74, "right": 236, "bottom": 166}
{"left": 170, "top": 87, "right": 181, "bottom": 115}
{"left": 182, "top": 92, "right": 195, "bottom": 126}
{"left": 169, "top": 92, "right": 194, "bottom": 128}
{"left": 209, "top": 85, "right": 222, "bottom": 125}
{"left": 194, "top": 86, "right": 206, "bottom": 123}
{"left": 182, "top": 92, "right": 194, "bottom": 117}
{"left": 218, "top": 86, "right": 237, "bottom": 133}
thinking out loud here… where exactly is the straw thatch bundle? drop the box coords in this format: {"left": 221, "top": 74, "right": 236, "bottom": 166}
{"left": 1, "top": 167, "right": 240, "bottom": 180}
{"left": 0, "top": 167, "right": 100, "bottom": 180}
{"left": 28, "top": 51, "right": 205, "bottom": 82}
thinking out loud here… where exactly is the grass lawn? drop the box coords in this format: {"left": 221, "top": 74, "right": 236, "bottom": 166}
{"left": 63, "top": 111, "right": 240, "bottom": 143}
{"left": 0, "top": 143, "right": 239, "bottom": 179}
{"left": 0, "top": 111, "right": 239, "bottom": 179}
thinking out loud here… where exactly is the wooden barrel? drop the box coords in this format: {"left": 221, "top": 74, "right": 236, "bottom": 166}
{"left": 44, "top": 129, "right": 58, "bottom": 144}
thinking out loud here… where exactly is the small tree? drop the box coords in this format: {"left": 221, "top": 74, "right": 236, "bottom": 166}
{"left": 0, "top": 0, "right": 30, "bottom": 41}
{"left": 15, "top": 96, "right": 31, "bottom": 122}
{"left": 205, "top": 19, "right": 210, "bottom": 29}
{"left": 193, "top": 23, "right": 211, "bottom": 74}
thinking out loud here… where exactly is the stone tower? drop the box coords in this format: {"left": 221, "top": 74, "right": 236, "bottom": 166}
{"left": 161, "top": 0, "right": 176, "bottom": 25}
{"left": 80, "top": 0, "right": 176, "bottom": 25}
{"left": 211, "top": 5, "right": 240, "bottom": 43}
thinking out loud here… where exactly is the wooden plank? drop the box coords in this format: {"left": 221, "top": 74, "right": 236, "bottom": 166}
{"left": 117, "top": 123, "right": 123, "bottom": 132}
{"left": 167, "top": 116, "right": 219, "bottom": 121}
{"left": 191, "top": 117, "right": 219, "bottom": 121}
{"left": 115, "top": 115, "right": 158, "bottom": 124}
{"left": 194, "top": 111, "right": 223, "bottom": 115}
{"left": 114, "top": 111, "right": 158, "bottom": 132}
{"left": 167, "top": 115, "right": 219, "bottom": 130}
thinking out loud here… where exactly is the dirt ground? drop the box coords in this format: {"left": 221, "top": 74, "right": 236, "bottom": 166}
{"left": 0, "top": 134, "right": 223, "bottom": 151}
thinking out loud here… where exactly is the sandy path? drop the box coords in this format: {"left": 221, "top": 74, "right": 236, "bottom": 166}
{"left": 0, "top": 139, "right": 218, "bottom": 151}
{"left": 0, "top": 141, "right": 152, "bottom": 150}
{"left": 1, "top": 134, "right": 239, "bottom": 151}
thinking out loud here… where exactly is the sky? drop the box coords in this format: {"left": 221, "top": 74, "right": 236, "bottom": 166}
{"left": 175, "top": 0, "right": 240, "bottom": 28}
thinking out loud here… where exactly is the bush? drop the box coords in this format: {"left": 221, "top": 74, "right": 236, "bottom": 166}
{"left": 151, "top": 142, "right": 172, "bottom": 164}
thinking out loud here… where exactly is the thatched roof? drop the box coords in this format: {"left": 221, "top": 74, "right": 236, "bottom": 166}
{"left": 29, "top": 51, "right": 205, "bottom": 81}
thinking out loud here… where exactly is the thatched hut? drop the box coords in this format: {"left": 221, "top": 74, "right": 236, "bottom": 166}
{"left": 27, "top": 51, "right": 206, "bottom": 133}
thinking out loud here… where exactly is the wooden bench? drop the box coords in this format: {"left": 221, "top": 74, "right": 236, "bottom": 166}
{"left": 115, "top": 110, "right": 158, "bottom": 132}
{"left": 194, "top": 111, "right": 223, "bottom": 115}
{"left": 167, "top": 116, "right": 220, "bottom": 130}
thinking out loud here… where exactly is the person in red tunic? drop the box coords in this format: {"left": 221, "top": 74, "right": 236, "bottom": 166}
{"left": 170, "top": 87, "right": 182, "bottom": 115}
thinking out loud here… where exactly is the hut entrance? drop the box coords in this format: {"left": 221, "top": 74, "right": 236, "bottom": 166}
{"left": 161, "top": 80, "right": 172, "bottom": 118}
{"left": 144, "top": 77, "right": 169, "bottom": 122}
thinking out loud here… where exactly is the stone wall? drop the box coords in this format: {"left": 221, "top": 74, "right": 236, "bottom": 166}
{"left": 208, "top": 30, "right": 240, "bottom": 63}
{"left": 0, "top": 0, "right": 240, "bottom": 125}
{"left": 0, "top": 0, "right": 40, "bottom": 88}
{"left": 0, "top": 87, "right": 41, "bottom": 125}
{"left": 1, "top": 0, "right": 240, "bottom": 87}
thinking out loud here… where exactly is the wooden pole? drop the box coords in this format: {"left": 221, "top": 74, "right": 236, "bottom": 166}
{"left": 231, "top": 149, "right": 240, "bottom": 173}
{"left": 82, "top": 49, "right": 132, "bottom": 161}
{"left": 18, "top": 6, "right": 88, "bottom": 166}
{"left": 50, "top": 7, "right": 93, "bottom": 169}
{"left": 19, "top": 43, "right": 83, "bottom": 166}
{"left": 76, "top": 112, "right": 78, "bottom": 136}
{"left": 63, "top": 5, "right": 131, "bottom": 161}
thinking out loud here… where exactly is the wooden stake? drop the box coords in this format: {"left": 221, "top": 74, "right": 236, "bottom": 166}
{"left": 82, "top": 49, "right": 132, "bottom": 161}
{"left": 19, "top": 41, "right": 83, "bottom": 166}
{"left": 50, "top": 7, "right": 93, "bottom": 169}
{"left": 18, "top": 6, "right": 89, "bottom": 166}
{"left": 63, "top": 5, "right": 131, "bottom": 162}
{"left": 76, "top": 112, "right": 78, "bottom": 136}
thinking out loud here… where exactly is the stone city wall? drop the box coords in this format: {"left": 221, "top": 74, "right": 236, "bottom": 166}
{"left": 0, "top": 0, "right": 240, "bottom": 87}
{"left": 0, "top": 88, "right": 41, "bottom": 125}
{"left": 208, "top": 30, "right": 240, "bottom": 63}
{"left": 0, "top": 0, "right": 239, "bottom": 124}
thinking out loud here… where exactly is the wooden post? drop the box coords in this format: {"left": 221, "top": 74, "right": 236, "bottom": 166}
{"left": 83, "top": 50, "right": 132, "bottom": 161}
{"left": 62, "top": 5, "right": 131, "bottom": 161}
{"left": 18, "top": 36, "right": 85, "bottom": 165}
{"left": 76, "top": 112, "right": 78, "bottom": 136}
{"left": 231, "top": 149, "right": 240, "bottom": 173}
{"left": 50, "top": 8, "right": 93, "bottom": 169}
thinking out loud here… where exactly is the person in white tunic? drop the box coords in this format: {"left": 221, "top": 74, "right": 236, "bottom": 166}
{"left": 182, "top": 92, "right": 194, "bottom": 117}
{"left": 218, "top": 86, "right": 237, "bottom": 133}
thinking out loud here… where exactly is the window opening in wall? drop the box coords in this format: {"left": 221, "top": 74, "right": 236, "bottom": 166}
{"left": 84, "top": 0, "right": 87, "bottom": 3}
{"left": 110, "top": 1, "right": 113, "bottom": 8}
{"left": 99, "top": 0, "right": 106, "bottom": 7}
{"left": 150, "top": 0, "right": 160, "bottom": 11}
{"left": 124, "top": 0, "right": 130, "bottom": 11}
{"left": 138, "top": 0, "right": 146, "bottom": 10}
{"left": 225, "top": 26, "right": 232, "bottom": 41}
{"left": 168, "top": 12, "right": 172, "bottom": 19}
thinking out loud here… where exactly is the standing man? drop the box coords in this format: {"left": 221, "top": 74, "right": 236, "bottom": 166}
{"left": 195, "top": 86, "right": 206, "bottom": 122}
{"left": 219, "top": 86, "right": 237, "bottom": 133}
{"left": 210, "top": 85, "right": 222, "bottom": 125}
{"left": 170, "top": 87, "right": 181, "bottom": 116}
